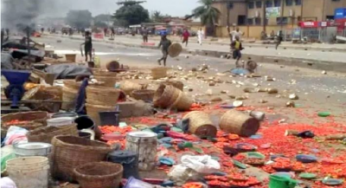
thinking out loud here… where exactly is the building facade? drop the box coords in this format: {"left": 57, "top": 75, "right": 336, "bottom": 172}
{"left": 212, "top": 0, "right": 346, "bottom": 38}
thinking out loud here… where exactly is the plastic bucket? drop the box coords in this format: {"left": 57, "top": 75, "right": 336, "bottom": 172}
{"left": 107, "top": 150, "right": 139, "bottom": 179}
{"left": 99, "top": 111, "right": 120, "bottom": 126}
{"left": 269, "top": 175, "right": 297, "bottom": 188}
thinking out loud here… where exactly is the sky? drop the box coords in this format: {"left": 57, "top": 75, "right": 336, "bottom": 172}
{"left": 49, "top": 0, "right": 200, "bottom": 17}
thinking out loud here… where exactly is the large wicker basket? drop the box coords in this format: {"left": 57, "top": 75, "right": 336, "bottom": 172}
{"left": 74, "top": 162, "right": 123, "bottom": 188}
{"left": 93, "top": 76, "right": 117, "bottom": 87}
{"left": 86, "top": 86, "right": 121, "bottom": 106}
{"left": 62, "top": 86, "right": 78, "bottom": 110}
{"left": 119, "top": 80, "right": 148, "bottom": 95}
{"left": 154, "top": 84, "right": 192, "bottom": 111}
{"left": 51, "top": 136, "right": 115, "bottom": 182}
{"left": 183, "top": 111, "right": 217, "bottom": 138}
{"left": 92, "top": 69, "right": 118, "bottom": 77}
{"left": 151, "top": 67, "right": 168, "bottom": 79}
{"left": 131, "top": 89, "right": 155, "bottom": 102}
{"left": 162, "top": 80, "right": 184, "bottom": 90}
{"left": 219, "top": 110, "right": 260, "bottom": 137}
{"left": 63, "top": 80, "right": 82, "bottom": 90}
{"left": 27, "top": 124, "right": 78, "bottom": 143}
{"left": 1, "top": 111, "right": 48, "bottom": 130}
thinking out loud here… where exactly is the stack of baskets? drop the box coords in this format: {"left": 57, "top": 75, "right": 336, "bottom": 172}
{"left": 1, "top": 111, "right": 48, "bottom": 131}
{"left": 93, "top": 69, "right": 118, "bottom": 88}
{"left": 51, "top": 136, "right": 115, "bottom": 181}
{"left": 74, "top": 162, "right": 123, "bottom": 188}
{"left": 27, "top": 124, "right": 78, "bottom": 143}
{"left": 85, "top": 86, "right": 121, "bottom": 125}
{"left": 151, "top": 67, "right": 168, "bottom": 79}
{"left": 153, "top": 84, "right": 193, "bottom": 111}
{"left": 62, "top": 80, "right": 81, "bottom": 110}
{"left": 6, "top": 156, "right": 50, "bottom": 188}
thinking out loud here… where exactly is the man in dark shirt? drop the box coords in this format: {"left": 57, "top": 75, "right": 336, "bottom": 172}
{"left": 81, "top": 31, "right": 93, "bottom": 62}
{"left": 157, "top": 34, "right": 172, "bottom": 66}
{"left": 142, "top": 27, "right": 148, "bottom": 43}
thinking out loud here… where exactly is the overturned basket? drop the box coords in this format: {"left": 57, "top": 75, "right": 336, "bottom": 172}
{"left": 51, "top": 136, "right": 115, "bottom": 181}
{"left": 151, "top": 67, "right": 168, "bottom": 79}
{"left": 27, "top": 124, "right": 78, "bottom": 143}
{"left": 183, "top": 111, "right": 217, "bottom": 138}
{"left": 131, "top": 89, "right": 155, "bottom": 102}
{"left": 154, "top": 84, "right": 193, "bottom": 111}
{"left": 74, "top": 162, "right": 123, "bottom": 188}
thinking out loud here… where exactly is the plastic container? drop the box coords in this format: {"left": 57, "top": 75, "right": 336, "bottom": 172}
{"left": 108, "top": 150, "right": 140, "bottom": 179}
{"left": 269, "top": 175, "right": 297, "bottom": 188}
{"left": 296, "top": 154, "right": 318, "bottom": 163}
{"left": 124, "top": 177, "right": 153, "bottom": 188}
{"left": 47, "top": 117, "right": 76, "bottom": 127}
{"left": 6, "top": 156, "right": 49, "bottom": 188}
{"left": 99, "top": 111, "right": 120, "bottom": 126}
{"left": 13, "top": 142, "right": 52, "bottom": 157}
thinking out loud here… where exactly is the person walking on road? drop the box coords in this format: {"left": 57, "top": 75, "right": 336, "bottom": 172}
{"left": 231, "top": 36, "right": 244, "bottom": 67}
{"left": 230, "top": 28, "right": 242, "bottom": 43}
{"left": 197, "top": 28, "right": 204, "bottom": 45}
{"left": 157, "top": 33, "right": 172, "bottom": 66}
{"left": 81, "top": 31, "right": 93, "bottom": 62}
{"left": 142, "top": 27, "right": 149, "bottom": 43}
{"left": 275, "top": 30, "right": 283, "bottom": 50}
{"left": 182, "top": 29, "right": 190, "bottom": 47}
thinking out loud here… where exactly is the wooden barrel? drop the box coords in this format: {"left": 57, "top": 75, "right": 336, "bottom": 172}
{"left": 93, "top": 76, "right": 117, "bottom": 87}
{"left": 126, "top": 131, "right": 157, "bottom": 171}
{"left": 86, "top": 86, "right": 121, "bottom": 106}
{"left": 219, "top": 110, "right": 260, "bottom": 137}
{"left": 85, "top": 103, "right": 116, "bottom": 126}
{"left": 62, "top": 86, "right": 78, "bottom": 110}
{"left": 120, "top": 80, "right": 147, "bottom": 95}
{"left": 154, "top": 84, "right": 192, "bottom": 111}
{"left": 183, "top": 111, "right": 217, "bottom": 138}
{"left": 151, "top": 67, "right": 167, "bottom": 79}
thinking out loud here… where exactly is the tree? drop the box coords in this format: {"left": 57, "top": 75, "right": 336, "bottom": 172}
{"left": 66, "top": 10, "right": 92, "bottom": 29}
{"left": 152, "top": 11, "right": 163, "bottom": 22}
{"left": 113, "top": 2, "right": 149, "bottom": 26}
{"left": 192, "top": 0, "right": 221, "bottom": 36}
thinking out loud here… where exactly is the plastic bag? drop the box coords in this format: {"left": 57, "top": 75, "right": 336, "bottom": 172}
{"left": 180, "top": 155, "right": 220, "bottom": 174}
{"left": 4, "top": 126, "right": 28, "bottom": 146}
{"left": 168, "top": 164, "right": 199, "bottom": 186}
{"left": 0, "top": 177, "right": 17, "bottom": 188}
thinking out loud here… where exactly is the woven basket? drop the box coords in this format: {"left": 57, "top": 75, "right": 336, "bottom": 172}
{"left": 163, "top": 80, "right": 184, "bottom": 90}
{"left": 63, "top": 80, "right": 82, "bottom": 90}
{"left": 62, "top": 86, "right": 78, "bottom": 110}
{"left": 94, "top": 76, "right": 117, "bottom": 87}
{"left": 65, "top": 54, "right": 76, "bottom": 62}
{"left": 168, "top": 43, "right": 183, "bottom": 58}
{"left": 153, "top": 84, "right": 180, "bottom": 109}
{"left": 106, "top": 61, "right": 120, "bottom": 72}
{"left": 120, "top": 80, "right": 148, "bottom": 95}
{"left": 27, "top": 124, "right": 78, "bottom": 143}
{"left": 1, "top": 111, "right": 48, "bottom": 130}
{"left": 86, "top": 86, "right": 121, "bottom": 106}
{"left": 183, "top": 111, "right": 217, "bottom": 137}
{"left": 74, "top": 162, "right": 123, "bottom": 188}
{"left": 154, "top": 84, "right": 192, "bottom": 111}
{"left": 85, "top": 103, "right": 116, "bottom": 126}
{"left": 93, "top": 69, "right": 118, "bottom": 77}
{"left": 151, "top": 67, "right": 168, "bottom": 79}
{"left": 131, "top": 89, "right": 155, "bottom": 102}
{"left": 219, "top": 110, "right": 260, "bottom": 137}
{"left": 51, "top": 136, "right": 115, "bottom": 182}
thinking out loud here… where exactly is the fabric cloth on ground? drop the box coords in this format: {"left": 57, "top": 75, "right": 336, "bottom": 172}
{"left": 45, "top": 64, "right": 92, "bottom": 79}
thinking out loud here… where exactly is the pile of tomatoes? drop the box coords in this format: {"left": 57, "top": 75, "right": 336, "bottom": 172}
{"left": 205, "top": 173, "right": 261, "bottom": 188}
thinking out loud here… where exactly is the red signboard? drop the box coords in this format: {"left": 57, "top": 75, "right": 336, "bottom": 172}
{"left": 299, "top": 21, "right": 319, "bottom": 28}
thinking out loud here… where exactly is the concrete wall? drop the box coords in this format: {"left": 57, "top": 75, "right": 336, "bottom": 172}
{"left": 213, "top": 1, "right": 247, "bottom": 26}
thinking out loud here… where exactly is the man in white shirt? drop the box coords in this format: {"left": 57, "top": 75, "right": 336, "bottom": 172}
{"left": 197, "top": 28, "right": 204, "bottom": 45}
{"left": 230, "top": 28, "right": 242, "bottom": 42}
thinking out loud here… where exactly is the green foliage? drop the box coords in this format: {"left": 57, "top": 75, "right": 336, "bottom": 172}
{"left": 66, "top": 10, "right": 92, "bottom": 29}
{"left": 193, "top": 0, "right": 221, "bottom": 26}
{"left": 113, "top": 3, "right": 149, "bottom": 26}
